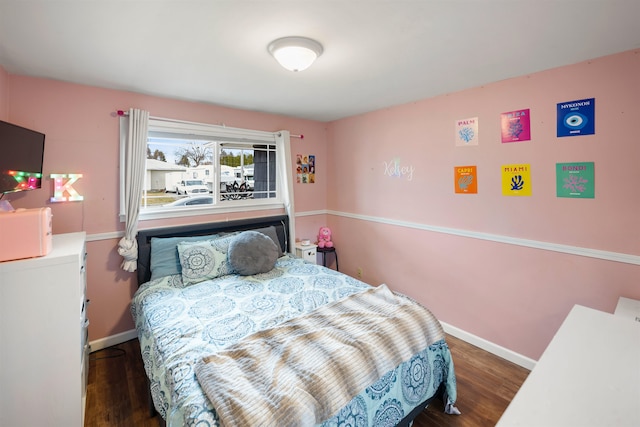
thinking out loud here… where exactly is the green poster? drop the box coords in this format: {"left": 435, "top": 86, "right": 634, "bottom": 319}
{"left": 556, "top": 162, "right": 594, "bottom": 198}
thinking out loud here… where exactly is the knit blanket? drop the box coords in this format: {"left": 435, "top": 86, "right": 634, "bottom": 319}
{"left": 194, "top": 284, "right": 445, "bottom": 427}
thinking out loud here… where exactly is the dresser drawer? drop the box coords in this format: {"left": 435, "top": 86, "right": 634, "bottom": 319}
{"left": 80, "top": 309, "right": 89, "bottom": 359}
{"left": 79, "top": 248, "right": 87, "bottom": 308}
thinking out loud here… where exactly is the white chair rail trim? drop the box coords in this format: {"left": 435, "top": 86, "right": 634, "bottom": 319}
{"left": 84, "top": 209, "right": 639, "bottom": 266}
{"left": 301, "top": 210, "right": 640, "bottom": 266}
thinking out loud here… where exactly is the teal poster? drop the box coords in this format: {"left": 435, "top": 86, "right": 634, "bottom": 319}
{"left": 556, "top": 162, "right": 595, "bottom": 198}
{"left": 557, "top": 98, "right": 595, "bottom": 137}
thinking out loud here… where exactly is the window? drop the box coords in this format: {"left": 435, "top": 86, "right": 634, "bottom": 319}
{"left": 120, "top": 117, "right": 293, "bottom": 221}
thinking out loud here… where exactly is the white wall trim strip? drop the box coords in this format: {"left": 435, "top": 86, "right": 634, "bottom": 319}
{"left": 315, "top": 210, "right": 640, "bottom": 266}
{"left": 86, "top": 231, "right": 123, "bottom": 242}
{"left": 295, "top": 209, "right": 327, "bottom": 217}
{"left": 440, "top": 321, "right": 536, "bottom": 370}
{"left": 85, "top": 210, "right": 639, "bottom": 266}
{"left": 89, "top": 329, "right": 138, "bottom": 353}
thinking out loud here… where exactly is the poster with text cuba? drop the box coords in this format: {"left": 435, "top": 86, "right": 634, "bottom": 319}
{"left": 502, "top": 164, "right": 531, "bottom": 196}
{"left": 556, "top": 162, "right": 594, "bottom": 198}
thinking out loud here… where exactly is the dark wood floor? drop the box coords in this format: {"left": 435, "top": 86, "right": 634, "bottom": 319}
{"left": 85, "top": 334, "right": 529, "bottom": 427}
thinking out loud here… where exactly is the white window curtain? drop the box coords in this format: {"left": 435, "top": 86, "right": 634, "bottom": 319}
{"left": 276, "top": 130, "right": 296, "bottom": 251}
{"left": 118, "top": 108, "right": 149, "bottom": 272}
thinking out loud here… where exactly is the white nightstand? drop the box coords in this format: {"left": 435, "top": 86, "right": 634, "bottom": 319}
{"left": 295, "top": 243, "right": 317, "bottom": 264}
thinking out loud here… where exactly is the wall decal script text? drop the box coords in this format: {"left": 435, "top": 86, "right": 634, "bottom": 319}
{"left": 383, "top": 159, "right": 415, "bottom": 181}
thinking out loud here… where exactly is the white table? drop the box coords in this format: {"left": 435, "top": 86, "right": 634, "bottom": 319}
{"left": 496, "top": 304, "right": 640, "bottom": 427}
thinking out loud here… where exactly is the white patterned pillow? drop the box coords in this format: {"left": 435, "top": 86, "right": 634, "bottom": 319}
{"left": 177, "top": 236, "right": 234, "bottom": 285}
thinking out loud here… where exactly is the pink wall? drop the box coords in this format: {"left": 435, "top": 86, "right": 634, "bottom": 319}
{"left": 326, "top": 49, "right": 640, "bottom": 359}
{"left": 2, "top": 77, "right": 328, "bottom": 341}
{"left": 0, "top": 66, "right": 7, "bottom": 120}
{"left": 2, "top": 50, "right": 638, "bottom": 360}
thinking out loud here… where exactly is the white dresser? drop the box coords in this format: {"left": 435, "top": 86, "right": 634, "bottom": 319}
{"left": 0, "top": 232, "right": 89, "bottom": 427}
{"left": 615, "top": 297, "right": 640, "bottom": 323}
{"left": 497, "top": 304, "right": 640, "bottom": 427}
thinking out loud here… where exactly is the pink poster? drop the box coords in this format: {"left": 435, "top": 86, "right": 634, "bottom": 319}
{"left": 501, "top": 108, "right": 531, "bottom": 143}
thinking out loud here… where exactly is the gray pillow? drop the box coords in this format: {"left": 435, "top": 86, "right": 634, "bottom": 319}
{"left": 254, "top": 226, "right": 283, "bottom": 257}
{"left": 222, "top": 227, "right": 282, "bottom": 256}
{"left": 228, "top": 230, "right": 279, "bottom": 275}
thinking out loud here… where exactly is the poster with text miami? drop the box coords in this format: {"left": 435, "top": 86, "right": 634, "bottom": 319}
{"left": 557, "top": 98, "right": 595, "bottom": 137}
{"left": 501, "top": 108, "right": 531, "bottom": 143}
{"left": 502, "top": 164, "right": 531, "bottom": 196}
{"left": 455, "top": 117, "right": 479, "bottom": 146}
{"left": 556, "top": 162, "right": 595, "bottom": 198}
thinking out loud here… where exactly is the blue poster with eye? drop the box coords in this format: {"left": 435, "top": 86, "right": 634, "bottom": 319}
{"left": 557, "top": 98, "right": 595, "bottom": 137}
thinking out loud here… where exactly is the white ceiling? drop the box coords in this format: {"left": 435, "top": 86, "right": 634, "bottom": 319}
{"left": 1, "top": 1, "right": 639, "bottom": 122}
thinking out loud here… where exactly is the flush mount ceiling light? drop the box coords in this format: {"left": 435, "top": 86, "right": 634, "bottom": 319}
{"left": 267, "top": 36, "right": 323, "bottom": 72}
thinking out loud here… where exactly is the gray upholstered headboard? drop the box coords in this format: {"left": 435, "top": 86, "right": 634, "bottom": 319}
{"left": 135, "top": 215, "right": 289, "bottom": 286}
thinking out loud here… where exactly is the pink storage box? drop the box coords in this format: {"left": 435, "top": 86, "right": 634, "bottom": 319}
{"left": 0, "top": 207, "right": 52, "bottom": 262}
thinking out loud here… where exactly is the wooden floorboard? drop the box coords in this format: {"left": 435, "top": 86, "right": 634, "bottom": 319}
{"left": 85, "top": 334, "right": 529, "bottom": 427}
{"left": 86, "top": 340, "right": 160, "bottom": 427}
{"left": 414, "top": 335, "right": 529, "bottom": 427}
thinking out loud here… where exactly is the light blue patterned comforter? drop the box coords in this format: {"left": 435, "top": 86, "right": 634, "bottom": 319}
{"left": 131, "top": 255, "right": 457, "bottom": 426}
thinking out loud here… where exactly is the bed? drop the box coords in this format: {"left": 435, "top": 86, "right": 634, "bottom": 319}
{"left": 131, "top": 215, "right": 458, "bottom": 427}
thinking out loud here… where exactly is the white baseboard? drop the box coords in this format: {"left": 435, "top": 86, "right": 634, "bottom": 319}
{"left": 89, "top": 329, "right": 138, "bottom": 353}
{"left": 91, "top": 325, "right": 536, "bottom": 371}
{"left": 441, "top": 321, "right": 536, "bottom": 370}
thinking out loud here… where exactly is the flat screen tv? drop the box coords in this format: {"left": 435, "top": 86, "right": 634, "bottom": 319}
{"left": 0, "top": 120, "right": 45, "bottom": 194}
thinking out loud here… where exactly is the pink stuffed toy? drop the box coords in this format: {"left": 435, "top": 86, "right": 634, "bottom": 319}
{"left": 317, "top": 226, "right": 333, "bottom": 248}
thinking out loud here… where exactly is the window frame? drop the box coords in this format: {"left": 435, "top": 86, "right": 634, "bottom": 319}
{"left": 119, "top": 117, "right": 290, "bottom": 222}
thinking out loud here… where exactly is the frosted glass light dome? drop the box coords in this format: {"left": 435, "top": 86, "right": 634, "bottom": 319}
{"left": 268, "top": 37, "right": 323, "bottom": 72}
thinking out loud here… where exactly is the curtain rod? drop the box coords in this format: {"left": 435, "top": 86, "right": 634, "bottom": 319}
{"left": 114, "top": 109, "right": 304, "bottom": 139}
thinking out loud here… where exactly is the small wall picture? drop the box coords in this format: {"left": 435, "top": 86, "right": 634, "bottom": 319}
{"left": 501, "top": 109, "right": 531, "bottom": 143}
{"left": 556, "top": 162, "right": 595, "bottom": 198}
{"left": 557, "top": 98, "right": 595, "bottom": 137}
{"left": 501, "top": 164, "right": 532, "bottom": 196}
{"left": 455, "top": 117, "right": 479, "bottom": 146}
{"left": 296, "top": 154, "right": 315, "bottom": 184}
{"left": 454, "top": 165, "right": 477, "bottom": 194}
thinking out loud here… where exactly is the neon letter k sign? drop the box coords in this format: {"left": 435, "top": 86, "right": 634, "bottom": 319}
{"left": 50, "top": 173, "right": 84, "bottom": 202}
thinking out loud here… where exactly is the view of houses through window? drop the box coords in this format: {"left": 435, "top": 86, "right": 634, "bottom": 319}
{"left": 142, "top": 137, "right": 277, "bottom": 209}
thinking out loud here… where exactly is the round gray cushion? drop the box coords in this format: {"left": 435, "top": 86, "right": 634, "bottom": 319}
{"left": 228, "top": 230, "right": 279, "bottom": 275}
